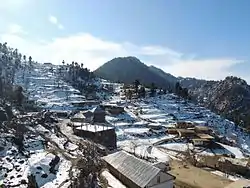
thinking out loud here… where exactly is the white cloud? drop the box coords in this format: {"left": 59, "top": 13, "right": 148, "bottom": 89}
{"left": 48, "top": 15, "right": 64, "bottom": 30}
{"left": 58, "top": 24, "right": 64, "bottom": 30}
{"left": 0, "top": 24, "right": 247, "bottom": 82}
{"left": 7, "top": 23, "right": 26, "bottom": 35}
{"left": 0, "top": 0, "right": 27, "bottom": 10}
{"left": 49, "top": 15, "right": 58, "bottom": 24}
{"left": 161, "top": 59, "right": 242, "bottom": 80}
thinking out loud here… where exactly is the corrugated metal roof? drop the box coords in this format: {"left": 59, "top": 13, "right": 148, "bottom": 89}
{"left": 197, "top": 133, "right": 214, "bottom": 139}
{"left": 102, "top": 151, "right": 161, "bottom": 187}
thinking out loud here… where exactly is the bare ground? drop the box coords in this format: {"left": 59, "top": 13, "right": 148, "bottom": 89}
{"left": 170, "top": 160, "right": 233, "bottom": 188}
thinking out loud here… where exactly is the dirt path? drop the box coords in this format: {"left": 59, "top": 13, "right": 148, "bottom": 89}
{"left": 170, "top": 160, "right": 232, "bottom": 188}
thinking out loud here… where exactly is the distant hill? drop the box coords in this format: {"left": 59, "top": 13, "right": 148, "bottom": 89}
{"left": 94, "top": 57, "right": 173, "bottom": 89}
{"left": 190, "top": 76, "right": 250, "bottom": 128}
{"left": 94, "top": 56, "right": 212, "bottom": 90}
{"left": 94, "top": 56, "right": 250, "bottom": 129}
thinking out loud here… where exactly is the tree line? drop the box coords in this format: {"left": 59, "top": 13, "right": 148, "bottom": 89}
{"left": 0, "top": 42, "right": 35, "bottom": 107}
{"left": 124, "top": 79, "right": 190, "bottom": 100}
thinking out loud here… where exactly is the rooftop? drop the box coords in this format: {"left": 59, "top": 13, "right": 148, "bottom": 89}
{"left": 196, "top": 133, "right": 214, "bottom": 140}
{"left": 102, "top": 151, "right": 174, "bottom": 187}
{"left": 195, "top": 125, "right": 211, "bottom": 130}
{"left": 75, "top": 124, "right": 114, "bottom": 132}
{"left": 72, "top": 112, "right": 85, "bottom": 119}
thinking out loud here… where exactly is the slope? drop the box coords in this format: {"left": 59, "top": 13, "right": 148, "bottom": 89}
{"left": 190, "top": 76, "right": 250, "bottom": 129}
{"left": 148, "top": 65, "right": 178, "bottom": 84}
{"left": 94, "top": 56, "right": 172, "bottom": 89}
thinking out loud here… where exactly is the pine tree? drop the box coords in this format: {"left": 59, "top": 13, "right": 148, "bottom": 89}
{"left": 134, "top": 79, "right": 140, "bottom": 94}
{"left": 150, "top": 82, "right": 156, "bottom": 97}
{"left": 139, "top": 86, "right": 146, "bottom": 98}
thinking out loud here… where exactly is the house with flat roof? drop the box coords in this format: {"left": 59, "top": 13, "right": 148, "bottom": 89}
{"left": 102, "top": 151, "right": 175, "bottom": 188}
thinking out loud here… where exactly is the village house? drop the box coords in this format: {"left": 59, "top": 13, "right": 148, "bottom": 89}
{"left": 91, "top": 106, "right": 106, "bottom": 123}
{"left": 70, "top": 112, "right": 86, "bottom": 123}
{"left": 70, "top": 105, "right": 106, "bottom": 124}
{"left": 191, "top": 133, "right": 214, "bottom": 146}
{"left": 167, "top": 128, "right": 196, "bottom": 138}
{"left": 191, "top": 138, "right": 211, "bottom": 146}
{"left": 102, "top": 151, "right": 175, "bottom": 188}
{"left": 101, "top": 104, "right": 125, "bottom": 115}
{"left": 176, "top": 121, "right": 194, "bottom": 129}
{"left": 71, "top": 105, "right": 116, "bottom": 149}
{"left": 73, "top": 123, "right": 117, "bottom": 149}
{"left": 51, "top": 110, "right": 69, "bottom": 118}
{"left": 194, "top": 125, "right": 212, "bottom": 134}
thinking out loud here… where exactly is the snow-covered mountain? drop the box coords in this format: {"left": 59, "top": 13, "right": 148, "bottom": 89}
{"left": 95, "top": 56, "right": 250, "bottom": 131}
{"left": 190, "top": 76, "right": 250, "bottom": 129}
{"left": 1, "top": 44, "right": 250, "bottom": 187}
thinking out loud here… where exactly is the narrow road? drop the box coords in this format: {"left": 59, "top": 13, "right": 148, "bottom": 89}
{"left": 57, "top": 118, "right": 85, "bottom": 144}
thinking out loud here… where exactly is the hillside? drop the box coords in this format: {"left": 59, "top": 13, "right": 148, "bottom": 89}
{"left": 190, "top": 76, "right": 250, "bottom": 129}
{"left": 148, "top": 65, "right": 178, "bottom": 84}
{"left": 94, "top": 57, "right": 173, "bottom": 89}
{"left": 1, "top": 43, "right": 250, "bottom": 187}
{"left": 95, "top": 56, "right": 250, "bottom": 129}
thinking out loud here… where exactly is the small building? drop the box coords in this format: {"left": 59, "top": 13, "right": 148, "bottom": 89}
{"left": 195, "top": 125, "right": 212, "bottom": 134}
{"left": 224, "top": 179, "right": 250, "bottom": 188}
{"left": 102, "top": 151, "right": 175, "bottom": 188}
{"left": 191, "top": 138, "right": 211, "bottom": 146}
{"left": 196, "top": 133, "right": 214, "bottom": 140}
{"left": 73, "top": 124, "right": 117, "bottom": 149}
{"left": 178, "top": 129, "right": 196, "bottom": 137}
{"left": 167, "top": 129, "right": 179, "bottom": 135}
{"left": 71, "top": 106, "right": 106, "bottom": 123}
{"left": 192, "top": 134, "right": 214, "bottom": 146}
{"left": 43, "top": 62, "right": 53, "bottom": 66}
{"left": 176, "top": 121, "right": 194, "bottom": 129}
{"left": 101, "top": 104, "right": 125, "bottom": 115}
{"left": 51, "top": 110, "right": 69, "bottom": 118}
{"left": 167, "top": 129, "right": 196, "bottom": 138}
{"left": 82, "top": 110, "right": 94, "bottom": 123}
{"left": 91, "top": 106, "right": 106, "bottom": 123}
{"left": 70, "top": 112, "right": 86, "bottom": 122}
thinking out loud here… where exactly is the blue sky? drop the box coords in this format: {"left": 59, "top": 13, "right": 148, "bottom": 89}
{"left": 0, "top": 0, "right": 250, "bottom": 82}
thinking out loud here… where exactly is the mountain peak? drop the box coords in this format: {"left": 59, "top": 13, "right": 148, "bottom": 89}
{"left": 94, "top": 56, "right": 173, "bottom": 89}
